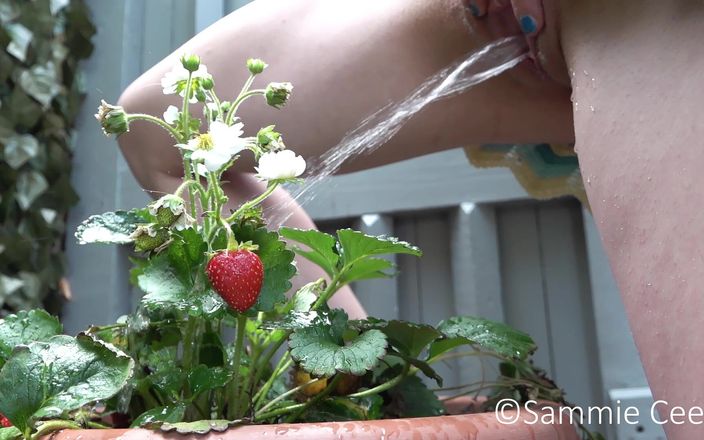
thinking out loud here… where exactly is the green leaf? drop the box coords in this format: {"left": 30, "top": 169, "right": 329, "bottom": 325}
{"left": 0, "top": 309, "right": 62, "bottom": 360}
{"left": 280, "top": 227, "right": 339, "bottom": 276}
{"left": 138, "top": 255, "right": 188, "bottom": 305}
{"left": 159, "top": 419, "right": 240, "bottom": 434}
{"left": 0, "top": 427, "right": 21, "bottom": 440}
{"left": 385, "top": 376, "right": 445, "bottom": 418}
{"left": 130, "top": 404, "right": 186, "bottom": 428}
{"left": 337, "top": 229, "right": 421, "bottom": 263}
{"left": 299, "top": 395, "right": 383, "bottom": 422}
{"left": 289, "top": 312, "right": 388, "bottom": 377}
{"left": 75, "top": 210, "right": 147, "bottom": 245}
{"left": 188, "top": 365, "right": 230, "bottom": 397}
{"left": 230, "top": 224, "right": 296, "bottom": 312}
{"left": 167, "top": 228, "right": 206, "bottom": 286}
{"left": 390, "top": 351, "right": 443, "bottom": 387}
{"left": 437, "top": 316, "right": 536, "bottom": 360}
{"left": 15, "top": 171, "right": 48, "bottom": 210}
{"left": 340, "top": 257, "right": 395, "bottom": 284}
{"left": 354, "top": 319, "right": 441, "bottom": 358}
{"left": 3, "top": 135, "right": 38, "bottom": 169}
{"left": 0, "top": 334, "right": 134, "bottom": 432}
{"left": 262, "top": 311, "right": 321, "bottom": 331}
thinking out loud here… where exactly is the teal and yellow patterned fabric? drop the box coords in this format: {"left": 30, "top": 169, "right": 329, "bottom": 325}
{"left": 465, "top": 144, "right": 587, "bottom": 205}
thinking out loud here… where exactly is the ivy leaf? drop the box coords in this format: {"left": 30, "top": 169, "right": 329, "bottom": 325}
{"left": 289, "top": 311, "right": 388, "bottom": 377}
{"left": 75, "top": 210, "right": 149, "bottom": 245}
{"left": 436, "top": 316, "right": 536, "bottom": 360}
{"left": 130, "top": 404, "right": 186, "bottom": 428}
{"left": 159, "top": 419, "right": 241, "bottom": 434}
{"left": 385, "top": 376, "right": 445, "bottom": 418}
{"left": 3, "top": 135, "right": 38, "bottom": 169}
{"left": 280, "top": 227, "right": 339, "bottom": 276}
{"left": 0, "top": 334, "right": 133, "bottom": 432}
{"left": 0, "top": 309, "right": 62, "bottom": 361}
{"left": 15, "top": 171, "right": 48, "bottom": 210}
{"left": 336, "top": 229, "right": 421, "bottom": 263}
{"left": 230, "top": 224, "right": 296, "bottom": 312}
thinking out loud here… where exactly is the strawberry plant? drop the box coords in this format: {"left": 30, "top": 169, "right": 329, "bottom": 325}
{"left": 0, "top": 55, "right": 600, "bottom": 440}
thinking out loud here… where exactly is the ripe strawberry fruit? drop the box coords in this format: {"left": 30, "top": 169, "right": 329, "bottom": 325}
{"left": 0, "top": 413, "right": 11, "bottom": 427}
{"left": 206, "top": 250, "right": 264, "bottom": 313}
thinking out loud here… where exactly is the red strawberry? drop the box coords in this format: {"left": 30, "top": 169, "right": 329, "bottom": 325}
{"left": 206, "top": 250, "right": 264, "bottom": 313}
{"left": 0, "top": 413, "right": 11, "bottom": 427}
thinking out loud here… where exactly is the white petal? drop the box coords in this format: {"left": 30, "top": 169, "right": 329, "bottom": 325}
{"left": 163, "top": 105, "right": 179, "bottom": 124}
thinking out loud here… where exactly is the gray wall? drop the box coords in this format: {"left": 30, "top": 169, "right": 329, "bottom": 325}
{"left": 66, "top": 1, "right": 650, "bottom": 435}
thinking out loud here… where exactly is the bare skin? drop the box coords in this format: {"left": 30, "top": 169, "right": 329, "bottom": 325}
{"left": 119, "top": 1, "right": 704, "bottom": 437}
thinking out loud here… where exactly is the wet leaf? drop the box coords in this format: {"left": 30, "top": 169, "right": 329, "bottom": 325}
{"left": 159, "top": 419, "right": 241, "bottom": 434}
{"left": 3, "top": 135, "right": 38, "bottom": 169}
{"left": 280, "top": 227, "right": 339, "bottom": 276}
{"left": 0, "top": 427, "right": 21, "bottom": 440}
{"left": 0, "top": 309, "right": 62, "bottom": 360}
{"left": 0, "top": 334, "right": 133, "bottom": 432}
{"left": 75, "top": 210, "right": 146, "bottom": 245}
{"left": 436, "top": 316, "right": 536, "bottom": 360}
{"left": 130, "top": 404, "right": 186, "bottom": 428}
{"left": 385, "top": 376, "right": 445, "bottom": 418}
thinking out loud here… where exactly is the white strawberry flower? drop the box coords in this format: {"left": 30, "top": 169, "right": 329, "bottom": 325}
{"left": 256, "top": 150, "right": 306, "bottom": 181}
{"left": 161, "top": 62, "right": 212, "bottom": 103}
{"left": 163, "top": 105, "right": 179, "bottom": 125}
{"left": 180, "top": 121, "right": 247, "bottom": 175}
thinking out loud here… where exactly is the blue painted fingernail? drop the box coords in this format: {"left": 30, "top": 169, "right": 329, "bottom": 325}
{"left": 519, "top": 15, "right": 537, "bottom": 34}
{"left": 467, "top": 2, "right": 480, "bottom": 16}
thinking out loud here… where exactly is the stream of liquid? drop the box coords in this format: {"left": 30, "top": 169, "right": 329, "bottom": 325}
{"left": 271, "top": 36, "right": 529, "bottom": 227}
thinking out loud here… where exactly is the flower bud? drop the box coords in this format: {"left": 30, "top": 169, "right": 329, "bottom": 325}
{"left": 94, "top": 100, "right": 129, "bottom": 136}
{"left": 131, "top": 224, "right": 169, "bottom": 253}
{"left": 148, "top": 194, "right": 186, "bottom": 227}
{"left": 201, "top": 76, "right": 214, "bottom": 90}
{"left": 257, "top": 125, "right": 285, "bottom": 151}
{"left": 265, "top": 82, "right": 293, "bottom": 109}
{"left": 195, "top": 88, "right": 207, "bottom": 103}
{"left": 247, "top": 58, "right": 268, "bottom": 75}
{"left": 180, "top": 54, "right": 201, "bottom": 72}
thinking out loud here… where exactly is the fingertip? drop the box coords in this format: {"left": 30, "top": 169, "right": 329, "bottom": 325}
{"left": 511, "top": 0, "right": 545, "bottom": 35}
{"left": 466, "top": 0, "right": 488, "bottom": 17}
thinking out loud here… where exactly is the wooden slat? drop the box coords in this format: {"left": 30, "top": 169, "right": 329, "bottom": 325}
{"left": 353, "top": 215, "right": 399, "bottom": 320}
{"left": 537, "top": 202, "right": 603, "bottom": 409}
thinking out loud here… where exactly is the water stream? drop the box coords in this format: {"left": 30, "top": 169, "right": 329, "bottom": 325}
{"left": 271, "top": 36, "right": 529, "bottom": 227}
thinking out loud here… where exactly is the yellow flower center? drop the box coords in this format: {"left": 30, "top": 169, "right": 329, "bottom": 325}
{"left": 196, "top": 133, "right": 214, "bottom": 151}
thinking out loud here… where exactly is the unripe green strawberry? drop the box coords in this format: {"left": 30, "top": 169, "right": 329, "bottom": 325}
{"left": 131, "top": 224, "right": 169, "bottom": 253}
{"left": 206, "top": 250, "right": 264, "bottom": 313}
{"left": 148, "top": 194, "right": 186, "bottom": 227}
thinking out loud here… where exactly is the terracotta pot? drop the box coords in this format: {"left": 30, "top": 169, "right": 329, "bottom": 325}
{"left": 52, "top": 406, "right": 579, "bottom": 440}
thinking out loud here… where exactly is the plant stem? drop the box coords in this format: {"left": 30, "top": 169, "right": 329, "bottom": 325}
{"left": 284, "top": 375, "right": 343, "bottom": 423}
{"left": 347, "top": 362, "right": 410, "bottom": 399}
{"left": 227, "top": 314, "right": 248, "bottom": 419}
{"left": 225, "top": 183, "right": 278, "bottom": 223}
{"left": 253, "top": 402, "right": 306, "bottom": 422}
{"left": 225, "top": 74, "right": 255, "bottom": 124}
{"left": 180, "top": 73, "right": 198, "bottom": 220}
{"left": 182, "top": 317, "right": 198, "bottom": 372}
{"left": 253, "top": 355, "right": 293, "bottom": 409}
{"left": 127, "top": 113, "right": 181, "bottom": 141}
{"left": 30, "top": 421, "right": 81, "bottom": 440}
{"left": 226, "top": 89, "right": 265, "bottom": 122}
{"left": 255, "top": 378, "right": 321, "bottom": 417}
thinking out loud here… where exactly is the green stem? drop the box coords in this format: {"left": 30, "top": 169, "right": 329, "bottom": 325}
{"left": 227, "top": 315, "right": 248, "bottom": 419}
{"left": 255, "top": 378, "right": 320, "bottom": 417}
{"left": 311, "top": 273, "right": 343, "bottom": 311}
{"left": 127, "top": 113, "right": 181, "bottom": 141}
{"left": 253, "top": 355, "right": 293, "bottom": 409}
{"left": 225, "top": 74, "right": 255, "bottom": 124}
{"left": 284, "top": 375, "right": 343, "bottom": 423}
{"left": 347, "top": 363, "right": 410, "bottom": 399}
{"left": 30, "top": 421, "right": 81, "bottom": 440}
{"left": 253, "top": 402, "right": 306, "bottom": 422}
{"left": 182, "top": 317, "right": 198, "bottom": 372}
{"left": 85, "top": 421, "right": 110, "bottom": 429}
{"left": 180, "top": 73, "right": 198, "bottom": 220}
{"left": 225, "top": 183, "right": 279, "bottom": 223}
{"left": 226, "top": 89, "right": 265, "bottom": 123}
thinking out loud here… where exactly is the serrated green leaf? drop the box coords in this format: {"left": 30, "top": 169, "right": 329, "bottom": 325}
{"left": 130, "top": 404, "right": 186, "bottom": 428}
{"left": 340, "top": 257, "right": 395, "bottom": 284}
{"left": 167, "top": 227, "right": 206, "bottom": 285}
{"left": 337, "top": 229, "right": 421, "bottom": 264}
{"left": 160, "top": 419, "right": 241, "bottom": 434}
{"left": 230, "top": 224, "right": 296, "bottom": 312}
{"left": 0, "top": 309, "right": 62, "bottom": 360}
{"left": 280, "top": 227, "right": 339, "bottom": 276}
{"left": 0, "top": 334, "right": 133, "bottom": 432}
{"left": 385, "top": 376, "right": 445, "bottom": 418}
{"left": 437, "top": 316, "right": 536, "bottom": 360}
{"left": 353, "top": 319, "right": 441, "bottom": 358}
{"left": 290, "top": 314, "right": 388, "bottom": 377}
{"left": 75, "top": 210, "right": 146, "bottom": 245}
{"left": 0, "top": 427, "right": 21, "bottom": 440}
{"left": 261, "top": 311, "right": 321, "bottom": 331}
{"left": 188, "top": 365, "right": 230, "bottom": 397}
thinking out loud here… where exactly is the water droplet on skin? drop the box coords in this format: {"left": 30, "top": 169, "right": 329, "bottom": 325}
{"left": 590, "top": 105, "right": 595, "bottom": 113}
{"left": 647, "top": 176, "right": 652, "bottom": 181}
{"left": 583, "top": 69, "right": 589, "bottom": 76}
